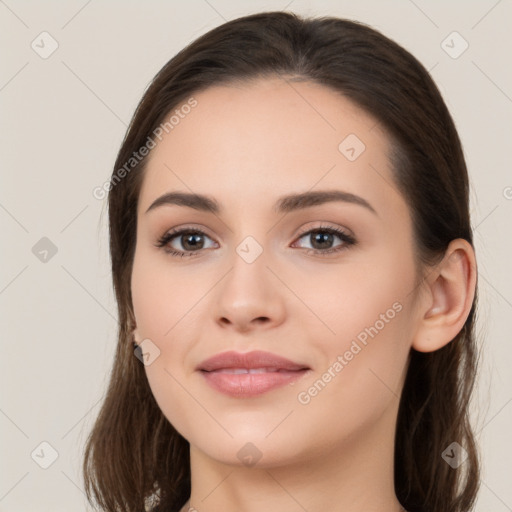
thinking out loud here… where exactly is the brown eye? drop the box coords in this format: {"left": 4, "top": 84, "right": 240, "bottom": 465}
{"left": 293, "top": 226, "right": 356, "bottom": 255}
{"left": 156, "top": 229, "right": 216, "bottom": 257}
{"left": 179, "top": 232, "right": 206, "bottom": 251}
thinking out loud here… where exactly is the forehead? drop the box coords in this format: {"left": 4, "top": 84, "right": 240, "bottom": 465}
{"left": 137, "top": 77, "right": 405, "bottom": 221}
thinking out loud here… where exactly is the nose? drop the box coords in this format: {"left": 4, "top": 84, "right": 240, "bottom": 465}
{"left": 213, "top": 247, "right": 286, "bottom": 333}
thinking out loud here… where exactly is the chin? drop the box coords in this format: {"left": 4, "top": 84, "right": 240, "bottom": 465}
{"left": 193, "top": 436, "right": 310, "bottom": 469}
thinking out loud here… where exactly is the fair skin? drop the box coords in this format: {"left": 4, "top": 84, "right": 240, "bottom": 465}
{"left": 131, "top": 77, "right": 476, "bottom": 512}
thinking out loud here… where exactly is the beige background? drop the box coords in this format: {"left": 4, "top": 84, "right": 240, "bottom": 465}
{"left": 1, "top": 1, "right": 511, "bottom": 510}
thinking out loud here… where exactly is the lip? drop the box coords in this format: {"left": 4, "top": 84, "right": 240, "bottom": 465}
{"left": 196, "top": 350, "right": 310, "bottom": 398}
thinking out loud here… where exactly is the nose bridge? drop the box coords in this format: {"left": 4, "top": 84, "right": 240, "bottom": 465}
{"left": 224, "top": 234, "right": 271, "bottom": 302}
{"left": 213, "top": 232, "right": 286, "bottom": 330}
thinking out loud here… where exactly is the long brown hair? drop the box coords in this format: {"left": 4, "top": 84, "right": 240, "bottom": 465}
{"left": 83, "top": 11, "right": 480, "bottom": 512}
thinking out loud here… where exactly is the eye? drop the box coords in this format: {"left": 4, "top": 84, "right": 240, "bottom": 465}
{"left": 155, "top": 223, "right": 356, "bottom": 258}
{"left": 155, "top": 228, "right": 217, "bottom": 257}
{"left": 292, "top": 224, "right": 356, "bottom": 256}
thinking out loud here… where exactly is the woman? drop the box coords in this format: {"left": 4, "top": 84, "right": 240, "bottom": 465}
{"left": 83, "top": 11, "right": 480, "bottom": 512}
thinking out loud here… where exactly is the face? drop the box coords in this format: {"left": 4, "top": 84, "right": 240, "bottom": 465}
{"left": 131, "top": 77, "right": 421, "bottom": 468}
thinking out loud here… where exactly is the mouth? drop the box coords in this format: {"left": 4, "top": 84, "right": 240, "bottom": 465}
{"left": 196, "top": 350, "right": 310, "bottom": 398}
{"left": 210, "top": 367, "right": 298, "bottom": 374}
{"left": 200, "top": 368, "right": 310, "bottom": 397}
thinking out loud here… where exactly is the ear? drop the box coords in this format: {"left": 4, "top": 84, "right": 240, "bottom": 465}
{"left": 412, "top": 239, "right": 477, "bottom": 353}
{"left": 129, "top": 314, "right": 142, "bottom": 345}
{"left": 132, "top": 327, "right": 142, "bottom": 345}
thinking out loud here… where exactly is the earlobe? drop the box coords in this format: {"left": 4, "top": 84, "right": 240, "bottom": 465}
{"left": 128, "top": 307, "right": 139, "bottom": 337}
{"left": 412, "top": 239, "right": 477, "bottom": 353}
{"left": 132, "top": 329, "right": 140, "bottom": 345}
{"left": 130, "top": 317, "right": 141, "bottom": 345}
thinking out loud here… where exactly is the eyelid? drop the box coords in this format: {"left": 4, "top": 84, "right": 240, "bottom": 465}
{"left": 163, "top": 223, "right": 217, "bottom": 240}
{"left": 294, "top": 221, "right": 354, "bottom": 239}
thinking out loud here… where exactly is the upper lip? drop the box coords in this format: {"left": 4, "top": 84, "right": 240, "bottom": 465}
{"left": 196, "top": 350, "right": 309, "bottom": 372}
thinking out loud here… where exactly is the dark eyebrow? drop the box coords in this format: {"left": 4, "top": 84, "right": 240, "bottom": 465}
{"left": 275, "top": 190, "right": 377, "bottom": 215}
{"left": 145, "top": 191, "right": 219, "bottom": 214}
{"left": 145, "top": 190, "right": 377, "bottom": 216}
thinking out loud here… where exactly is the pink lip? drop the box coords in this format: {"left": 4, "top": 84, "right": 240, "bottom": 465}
{"left": 196, "top": 350, "right": 310, "bottom": 398}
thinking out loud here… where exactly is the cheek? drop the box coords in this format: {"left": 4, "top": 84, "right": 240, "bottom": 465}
{"left": 144, "top": 360, "right": 203, "bottom": 439}
{"left": 300, "top": 251, "right": 415, "bottom": 410}
{"left": 131, "top": 245, "right": 205, "bottom": 341}
{"left": 293, "top": 301, "right": 412, "bottom": 448}
{"left": 313, "top": 250, "right": 415, "bottom": 348}
{"left": 131, "top": 247, "right": 214, "bottom": 435}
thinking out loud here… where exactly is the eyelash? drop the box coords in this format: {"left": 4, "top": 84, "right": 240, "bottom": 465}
{"left": 155, "top": 224, "right": 357, "bottom": 258}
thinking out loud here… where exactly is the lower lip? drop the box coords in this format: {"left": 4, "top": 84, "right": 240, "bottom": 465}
{"left": 200, "top": 369, "right": 309, "bottom": 397}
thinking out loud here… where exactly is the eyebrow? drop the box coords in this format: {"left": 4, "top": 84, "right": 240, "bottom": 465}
{"left": 145, "top": 190, "right": 377, "bottom": 216}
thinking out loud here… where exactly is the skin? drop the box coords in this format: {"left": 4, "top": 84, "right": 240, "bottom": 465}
{"left": 131, "top": 77, "right": 476, "bottom": 512}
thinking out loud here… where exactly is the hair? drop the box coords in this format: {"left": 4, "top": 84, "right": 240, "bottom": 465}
{"left": 83, "top": 11, "right": 480, "bottom": 512}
